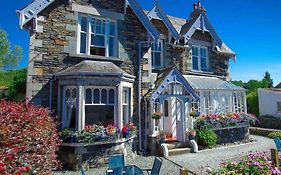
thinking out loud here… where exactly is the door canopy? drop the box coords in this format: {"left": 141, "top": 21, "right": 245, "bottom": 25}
{"left": 148, "top": 67, "right": 199, "bottom": 103}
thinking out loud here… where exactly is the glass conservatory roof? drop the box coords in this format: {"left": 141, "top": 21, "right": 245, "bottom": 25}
{"left": 184, "top": 75, "right": 245, "bottom": 91}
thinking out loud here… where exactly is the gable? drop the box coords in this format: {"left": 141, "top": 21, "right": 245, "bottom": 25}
{"left": 148, "top": 67, "right": 200, "bottom": 102}
{"left": 181, "top": 13, "right": 236, "bottom": 59}
{"left": 18, "top": 0, "right": 160, "bottom": 41}
{"left": 147, "top": 3, "right": 180, "bottom": 40}
{"left": 151, "top": 19, "right": 169, "bottom": 36}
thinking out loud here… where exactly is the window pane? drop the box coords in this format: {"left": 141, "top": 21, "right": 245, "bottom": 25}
{"left": 91, "top": 18, "right": 95, "bottom": 33}
{"left": 92, "top": 35, "right": 105, "bottom": 47}
{"left": 109, "top": 37, "right": 115, "bottom": 57}
{"left": 200, "top": 48, "right": 206, "bottom": 57}
{"left": 72, "top": 89, "right": 76, "bottom": 99}
{"left": 123, "top": 89, "right": 128, "bottom": 104}
{"left": 201, "top": 57, "right": 207, "bottom": 71}
{"left": 94, "top": 89, "right": 100, "bottom": 104}
{"left": 192, "top": 47, "right": 198, "bottom": 56}
{"left": 109, "top": 89, "right": 115, "bottom": 104}
{"left": 85, "top": 88, "right": 92, "bottom": 104}
{"left": 101, "top": 89, "right": 108, "bottom": 104}
{"left": 80, "top": 33, "right": 87, "bottom": 54}
{"left": 192, "top": 56, "right": 199, "bottom": 70}
{"left": 85, "top": 106, "right": 114, "bottom": 125}
{"left": 110, "top": 22, "right": 115, "bottom": 35}
{"left": 90, "top": 47, "right": 105, "bottom": 56}
{"left": 80, "top": 17, "right": 87, "bottom": 32}
{"left": 96, "top": 19, "right": 105, "bottom": 34}
{"left": 153, "top": 52, "right": 161, "bottom": 67}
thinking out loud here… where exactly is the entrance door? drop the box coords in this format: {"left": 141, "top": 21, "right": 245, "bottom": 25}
{"left": 170, "top": 97, "right": 184, "bottom": 141}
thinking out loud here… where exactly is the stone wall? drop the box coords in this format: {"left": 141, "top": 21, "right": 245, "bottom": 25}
{"left": 59, "top": 138, "right": 137, "bottom": 170}
{"left": 213, "top": 125, "right": 250, "bottom": 144}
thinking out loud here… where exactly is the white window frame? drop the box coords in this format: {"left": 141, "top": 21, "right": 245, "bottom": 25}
{"left": 151, "top": 40, "right": 164, "bottom": 69}
{"left": 77, "top": 15, "right": 118, "bottom": 57}
{"left": 191, "top": 46, "right": 208, "bottom": 72}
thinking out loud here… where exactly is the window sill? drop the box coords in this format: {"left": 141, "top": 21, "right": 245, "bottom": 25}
{"left": 69, "top": 53, "right": 124, "bottom": 62}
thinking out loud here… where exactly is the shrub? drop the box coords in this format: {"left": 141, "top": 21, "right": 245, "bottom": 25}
{"left": 268, "top": 131, "right": 281, "bottom": 139}
{"left": 6, "top": 68, "right": 26, "bottom": 101}
{"left": 0, "top": 100, "right": 61, "bottom": 174}
{"left": 196, "top": 128, "right": 218, "bottom": 148}
{"left": 210, "top": 152, "right": 280, "bottom": 175}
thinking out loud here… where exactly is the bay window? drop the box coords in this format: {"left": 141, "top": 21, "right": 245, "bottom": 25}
{"left": 192, "top": 46, "right": 208, "bottom": 71}
{"left": 78, "top": 15, "right": 117, "bottom": 57}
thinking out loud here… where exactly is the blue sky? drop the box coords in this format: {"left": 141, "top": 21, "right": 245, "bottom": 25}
{"left": 1, "top": 0, "right": 281, "bottom": 85}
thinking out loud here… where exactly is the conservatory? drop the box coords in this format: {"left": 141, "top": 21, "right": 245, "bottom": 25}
{"left": 146, "top": 68, "right": 247, "bottom": 142}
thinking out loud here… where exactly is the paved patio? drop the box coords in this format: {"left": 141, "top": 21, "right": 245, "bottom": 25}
{"left": 55, "top": 135, "right": 275, "bottom": 175}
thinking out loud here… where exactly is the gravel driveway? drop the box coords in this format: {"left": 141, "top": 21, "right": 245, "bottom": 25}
{"left": 55, "top": 135, "right": 275, "bottom": 175}
{"left": 169, "top": 135, "right": 275, "bottom": 174}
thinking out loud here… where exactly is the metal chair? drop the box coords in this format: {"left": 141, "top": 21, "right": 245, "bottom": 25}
{"left": 107, "top": 154, "right": 125, "bottom": 175}
{"left": 142, "top": 157, "right": 163, "bottom": 175}
{"left": 273, "top": 137, "right": 281, "bottom": 152}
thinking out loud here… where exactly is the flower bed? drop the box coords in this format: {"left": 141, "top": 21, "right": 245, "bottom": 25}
{"left": 210, "top": 152, "right": 280, "bottom": 174}
{"left": 195, "top": 113, "right": 257, "bottom": 129}
{"left": 61, "top": 123, "right": 137, "bottom": 143}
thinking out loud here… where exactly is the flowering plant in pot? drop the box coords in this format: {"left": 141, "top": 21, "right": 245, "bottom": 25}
{"left": 121, "top": 125, "right": 129, "bottom": 138}
{"left": 152, "top": 112, "right": 162, "bottom": 120}
{"left": 187, "top": 129, "right": 196, "bottom": 140}
{"left": 189, "top": 111, "right": 200, "bottom": 118}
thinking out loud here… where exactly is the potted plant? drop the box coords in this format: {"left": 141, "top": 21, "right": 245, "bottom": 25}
{"left": 187, "top": 129, "right": 196, "bottom": 140}
{"left": 152, "top": 112, "right": 162, "bottom": 125}
{"left": 189, "top": 111, "right": 200, "bottom": 118}
{"left": 121, "top": 125, "right": 129, "bottom": 139}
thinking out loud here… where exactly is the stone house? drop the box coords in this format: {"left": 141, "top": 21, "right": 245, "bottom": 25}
{"left": 18, "top": 0, "right": 247, "bottom": 149}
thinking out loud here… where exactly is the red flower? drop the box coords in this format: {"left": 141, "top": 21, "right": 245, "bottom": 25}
{"left": 122, "top": 125, "right": 128, "bottom": 134}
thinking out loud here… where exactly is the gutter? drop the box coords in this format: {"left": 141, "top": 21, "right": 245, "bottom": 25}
{"left": 49, "top": 76, "right": 56, "bottom": 109}
{"left": 138, "top": 41, "right": 150, "bottom": 153}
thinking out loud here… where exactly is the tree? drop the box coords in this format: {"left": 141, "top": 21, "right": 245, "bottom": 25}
{"left": 262, "top": 71, "right": 273, "bottom": 88}
{"left": 0, "top": 28, "right": 22, "bottom": 71}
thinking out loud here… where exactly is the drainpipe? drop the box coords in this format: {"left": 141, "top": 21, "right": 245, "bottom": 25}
{"left": 49, "top": 76, "right": 56, "bottom": 109}
{"left": 138, "top": 41, "right": 149, "bottom": 152}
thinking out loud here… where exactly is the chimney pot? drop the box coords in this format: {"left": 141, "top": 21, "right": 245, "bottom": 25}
{"left": 193, "top": 3, "right": 197, "bottom": 10}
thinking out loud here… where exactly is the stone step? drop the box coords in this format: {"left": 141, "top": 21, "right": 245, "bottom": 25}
{"left": 165, "top": 142, "right": 190, "bottom": 149}
{"left": 168, "top": 147, "right": 192, "bottom": 156}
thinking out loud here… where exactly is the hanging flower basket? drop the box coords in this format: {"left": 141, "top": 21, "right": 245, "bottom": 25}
{"left": 152, "top": 112, "right": 162, "bottom": 120}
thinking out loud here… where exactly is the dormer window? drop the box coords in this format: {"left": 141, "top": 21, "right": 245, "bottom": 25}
{"left": 192, "top": 46, "right": 208, "bottom": 71}
{"left": 78, "top": 15, "right": 117, "bottom": 57}
{"left": 151, "top": 41, "right": 163, "bottom": 69}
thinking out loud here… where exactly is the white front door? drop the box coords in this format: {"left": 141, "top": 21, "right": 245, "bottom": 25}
{"left": 170, "top": 97, "right": 184, "bottom": 141}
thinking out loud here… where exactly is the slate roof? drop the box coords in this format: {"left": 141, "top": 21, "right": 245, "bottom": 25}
{"left": 56, "top": 60, "right": 134, "bottom": 79}
{"left": 184, "top": 75, "right": 245, "bottom": 91}
{"left": 167, "top": 15, "right": 186, "bottom": 34}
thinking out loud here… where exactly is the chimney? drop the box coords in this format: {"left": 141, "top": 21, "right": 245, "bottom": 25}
{"left": 193, "top": 3, "right": 197, "bottom": 10}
